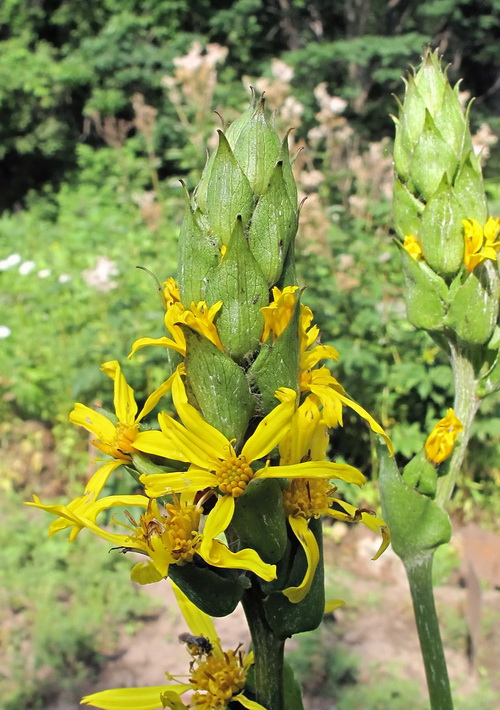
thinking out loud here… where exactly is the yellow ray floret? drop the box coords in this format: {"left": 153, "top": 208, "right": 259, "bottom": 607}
{"left": 463, "top": 217, "right": 500, "bottom": 273}
{"left": 69, "top": 360, "right": 174, "bottom": 461}
{"left": 425, "top": 408, "right": 463, "bottom": 465}
{"left": 135, "top": 370, "right": 365, "bottom": 551}
{"left": 80, "top": 582, "right": 266, "bottom": 710}
{"left": 27, "top": 491, "right": 275, "bottom": 584}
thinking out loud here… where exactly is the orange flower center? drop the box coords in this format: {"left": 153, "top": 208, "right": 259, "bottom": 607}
{"left": 190, "top": 649, "right": 247, "bottom": 707}
{"left": 283, "top": 478, "right": 332, "bottom": 519}
{"left": 111, "top": 422, "right": 139, "bottom": 458}
{"left": 216, "top": 456, "right": 253, "bottom": 497}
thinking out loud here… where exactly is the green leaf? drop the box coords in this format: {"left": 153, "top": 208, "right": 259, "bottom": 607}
{"left": 378, "top": 443, "right": 451, "bottom": 563}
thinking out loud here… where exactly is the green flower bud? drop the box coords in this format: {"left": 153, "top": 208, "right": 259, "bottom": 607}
{"left": 399, "top": 244, "right": 447, "bottom": 330}
{"left": 182, "top": 326, "right": 255, "bottom": 444}
{"left": 445, "top": 261, "right": 500, "bottom": 344}
{"left": 402, "top": 450, "right": 438, "bottom": 498}
{"left": 393, "top": 49, "right": 487, "bottom": 280}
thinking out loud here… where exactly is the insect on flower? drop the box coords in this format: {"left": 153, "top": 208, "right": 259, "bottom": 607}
{"left": 178, "top": 632, "right": 213, "bottom": 656}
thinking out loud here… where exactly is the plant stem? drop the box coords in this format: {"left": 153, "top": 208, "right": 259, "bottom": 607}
{"left": 436, "top": 343, "right": 480, "bottom": 508}
{"left": 242, "top": 587, "right": 285, "bottom": 710}
{"left": 405, "top": 553, "right": 454, "bottom": 710}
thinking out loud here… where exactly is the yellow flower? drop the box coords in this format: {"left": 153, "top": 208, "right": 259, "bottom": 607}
{"left": 402, "top": 234, "right": 424, "bottom": 261}
{"left": 135, "top": 370, "right": 365, "bottom": 555}
{"left": 463, "top": 217, "right": 500, "bottom": 272}
{"left": 300, "top": 366, "right": 394, "bottom": 456}
{"left": 27, "top": 490, "right": 275, "bottom": 583}
{"left": 69, "top": 360, "right": 174, "bottom": 461}
{"left": 279, "top": 398, "right": 390, "bottom": 603}
{"left": 260, "top": 287, "right": 392, "bottom": 455}
{"left": 129, "top": 291, "right": 224, "bottom": 358}
{"left": 425, "top": 408, "right": 463, "bottom": 464}
{"left": 81, "top": 582, "right": 266, "bottom": 710}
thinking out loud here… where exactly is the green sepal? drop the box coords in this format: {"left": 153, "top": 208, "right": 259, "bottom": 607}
{"left": 433, "top": 81, "right": 467, "bottom": 155}
{"left": 261, "top": 517, "right": 325, "bottom": 638}
{"left": 230, "top": 478, "right": 288, "bottom": 564}
{"left": 279, "top": 131, "right": 298, "bottom": 207}
{"left": 249, "top": 297, "right": 300, "bottom": 415}
{"left": 410, "top": 110, "right": 457, "bottom": 201}
{"left": 398, "top": 75, "right": 426, "bottom": 147}
{"left": 205, "top": 217, "right": 268, "bottom": 362}
{"left": 206, "top": 130, "right": 253, "bottom": 247}
{"left": 182, "top": 326, "right": 255, "bottom": 445}
{"left": 419, "top": 175, "right": 465, "bottom": 277}
{"left": 178, "top": 188, "right": 219, "bottom": 304}
{"left": 445, "top": 261, "right": 500, "bottom": 344}
{"left": 399, "top": 247, "right": 447, "bottom": 330}
{"left": 378, "top": 443, "right": 451, "bottom": 564}
{"left": 276, "top": 240, "right": 298, "bottom": 289}
{"left": 232, "top": 96, "right": 281, "bottom": 196}
{"left": 193, "top": 149, "right": 216, "bottom": 213}
{"left": 393, "top": 178, "right": 424, "bottom": 239}
{"left": 169, "top": 562, "right": 246, "bottom": 617}
{"left": 414, "top": 49, "right": 446, "bottom": 116}
{"left": 248, "top": 160, "right": 298, "bottom": 285}
{"left": 454, "top": 152, "right": 488, "bottom": 223}
{"left": 402, "top": 449, "right": 438, "bottom": 498}
{"left": 224, "top": 90, "right": 257, "bottom": 148}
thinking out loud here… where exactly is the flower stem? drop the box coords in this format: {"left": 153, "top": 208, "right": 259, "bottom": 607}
{"left": 405, "top": 553, "right": 454, "bottom": 710}
{"left": 436, "top": 342, "right": 480, "bottom": 508}
{"left": 242, "top": 586, "right": 285, "bottom": 710}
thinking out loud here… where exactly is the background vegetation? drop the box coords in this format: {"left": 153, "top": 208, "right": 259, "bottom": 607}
{"left": 1, "top": 1, "right": 500, "bottom": 707}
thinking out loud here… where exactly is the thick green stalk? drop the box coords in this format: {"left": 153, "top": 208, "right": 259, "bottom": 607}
{"left": 436, "top": 342, "right": 480, "bottom": 508}
{"left": 405, "top": 554, "right": 454, "bottom": 710}
{"left": 242, "top": 587, "right": 285, "bottom": 710}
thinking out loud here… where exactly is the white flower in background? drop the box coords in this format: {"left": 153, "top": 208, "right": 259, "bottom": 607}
{"left": 0, "top": 253, "right": 22, "bottom": 271}
{"left": 58, "top": 274, "right": 72, "bottom": 284}
{"left": 81, "top": 256, "right": 119, "bottom": 292}
{"left": 38, "top": 269, "right": 51, "bottom": 278}
{"left": 19, "top": 260, "right": 36, "bottom": 275}
{"left": 0, "top": 325, "right": 12, "bottom": 339}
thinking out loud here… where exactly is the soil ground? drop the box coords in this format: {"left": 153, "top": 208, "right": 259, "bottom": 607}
{"left": 48, "top": 522, "right": 500, "bottom": 710}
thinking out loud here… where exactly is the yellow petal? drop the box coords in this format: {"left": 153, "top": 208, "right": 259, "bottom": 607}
{"left": 324, "top": 599, "right": 345, "bottom": 613}
{"left": 130, "top": 561, "right": 165, "bottom": 585}
{"left": 300, "top": 344, "right": 340, "bottom": 370}
{"left": 241, "top": 388, "right": 296, "bottom": 462}
{"left": 101, "top": 360, "right": 138, "bottom": 426}
{"left": 170, "top": 374, "right": 231, "bottom": 460}
{"left": 329, "top": 499, "right": 390, "bottom": 560}
{"left": 171, "top": 581, "right": 222, "bottom": 657}
{"left": 233, "top": 693, "right": 267, "bottom": 710}
{"left": 70, "top": 403, "right": 116, "bottom": 443}
{"left": 257, "top": 460, "right": 366, "bottom": 486}
{"left": 140, "top": 469, "right": 217, "bottom": 497}
{"left": 159, "top": 412, "right": 226, "bottom": 469}
{"left": 136, "top": 371, "right": 177, "bottom": 423}
{"left": 202, "top": 539, "right": 276, "bottom": 581}
{"left": 128, "top": 335, "right": 186, "bottom": 359}
{"left": 201, "top": 495, "right": 235, "bottom": 540}
{"left": 282, "top": 515, "right": 319, "bottom": 603}
{"left": 81, "top": 684, "right": 190, "bottom": 710}
{"left": 279, "top": 396, "right": 322, "bottom": 465}
{"left": 134, "top": 430, "right": 189, "bottom": 462}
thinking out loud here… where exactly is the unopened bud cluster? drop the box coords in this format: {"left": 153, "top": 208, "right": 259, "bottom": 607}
{"left": 393, "top": 49, "right": 500, "bottom": 350}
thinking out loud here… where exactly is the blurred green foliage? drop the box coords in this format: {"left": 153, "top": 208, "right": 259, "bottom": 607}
{"left": 0, "top": 491, "right": 156, "bottom": 709}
